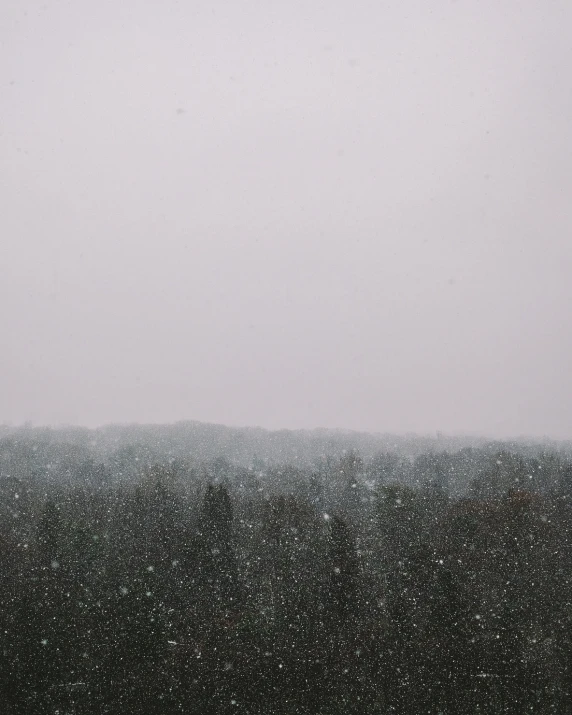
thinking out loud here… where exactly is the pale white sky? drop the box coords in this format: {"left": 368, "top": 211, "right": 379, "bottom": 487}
{"left": 1, "top": 0, "right": 571, "bottom": 438}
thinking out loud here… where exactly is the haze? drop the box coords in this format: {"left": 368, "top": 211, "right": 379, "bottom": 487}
{"left": 1, "top": 0, "right": 571, "bottom": 439}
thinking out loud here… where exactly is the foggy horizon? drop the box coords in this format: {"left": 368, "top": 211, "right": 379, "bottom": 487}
{"left": 2, "top": 0, "right": 571, "bottom": 440}
{"left": 1, "top": 416, "right": 567, "bottom": 446}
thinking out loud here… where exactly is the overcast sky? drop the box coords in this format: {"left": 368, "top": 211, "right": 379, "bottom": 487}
{"left": 1, "top": 0, "right": 571, "bottom": 439}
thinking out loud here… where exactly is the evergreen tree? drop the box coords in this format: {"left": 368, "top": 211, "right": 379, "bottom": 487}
{"left": 324, "top": 516, "right": 359, "bottom": 623}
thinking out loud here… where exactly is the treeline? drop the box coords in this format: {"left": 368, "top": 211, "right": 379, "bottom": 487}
{"left": 2, "top": 420, "right": 566, "bottom": 494}
{"left": 1, "top": 444, "right": 572, "bottom": 713}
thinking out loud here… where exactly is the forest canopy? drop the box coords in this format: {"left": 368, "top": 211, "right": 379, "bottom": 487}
{"left": 1, "top": 422, "right": 571, "bottom": 714}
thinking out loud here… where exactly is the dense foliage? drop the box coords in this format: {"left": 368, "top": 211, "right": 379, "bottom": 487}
{"left": 1, "top": 425, "right": 572, "bottom": 713}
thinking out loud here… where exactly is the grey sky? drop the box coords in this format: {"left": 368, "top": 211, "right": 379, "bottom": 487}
{"left": 1, "top": 0, "right": 571, "bottom": 438}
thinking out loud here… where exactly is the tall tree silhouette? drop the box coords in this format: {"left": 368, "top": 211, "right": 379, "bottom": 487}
{"left": 198, "top": 485, "right": 241, "bottom": 615}
{"left": 37, "top": 499, "right": 62, "bottom": 566}
{"left": 324, "top": 516, "right": 359, "bottom": 624}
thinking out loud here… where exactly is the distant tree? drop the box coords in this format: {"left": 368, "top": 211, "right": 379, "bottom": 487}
{"left": 368, "top": 452, "right": 399, "bottom": 486}
{"left": 200, "top": 484, "right": 233, "bottom": 544}
{"left": 324, "top": 516, "right": 359, "bottom": 624}
{"left": 198, "top": 485, "right": 242, "bottom": 618}
{"left": 377, "top": 484, "right": 422, "bottom": 569}
{"left": 37, "top": 499, "right": 62, "bottom": 566}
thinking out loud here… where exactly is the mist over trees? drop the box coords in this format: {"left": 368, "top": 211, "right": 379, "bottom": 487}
{"left": 1, "top": 421, "right": 572, "bottom": 713}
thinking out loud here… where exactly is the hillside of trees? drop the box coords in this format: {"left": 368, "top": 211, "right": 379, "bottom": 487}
{"left": 1, "top": 423, "right": 572, "bottom": 713}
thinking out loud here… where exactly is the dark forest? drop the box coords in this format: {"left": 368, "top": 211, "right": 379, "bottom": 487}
{"left": 1, "top": 423, "right": 571, "bottom": 714}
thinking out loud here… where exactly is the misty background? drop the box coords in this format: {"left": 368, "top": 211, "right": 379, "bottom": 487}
{"left": 2, "top": 0, "right": 571, "bottom": 438}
